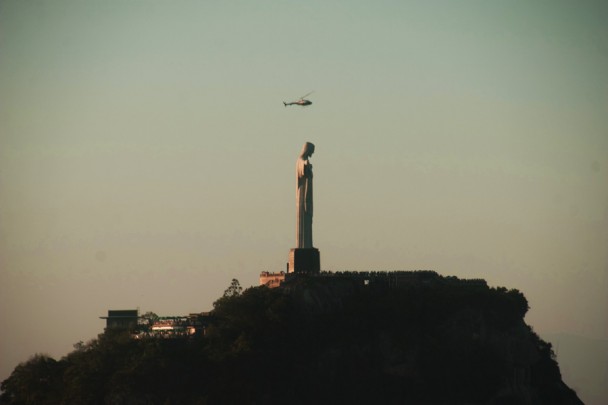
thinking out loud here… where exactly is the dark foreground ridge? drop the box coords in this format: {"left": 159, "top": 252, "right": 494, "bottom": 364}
{"left": 1, "top": 272, "right": 582, "bottom": 404}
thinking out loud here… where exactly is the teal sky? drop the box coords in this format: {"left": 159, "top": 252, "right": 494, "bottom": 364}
{"left": 1, "top": 0, "right": 607, "bottom": 397}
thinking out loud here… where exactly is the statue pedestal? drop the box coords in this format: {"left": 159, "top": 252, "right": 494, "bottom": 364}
{"left": 288, "top": 248, "right": 320, "bottom": 274}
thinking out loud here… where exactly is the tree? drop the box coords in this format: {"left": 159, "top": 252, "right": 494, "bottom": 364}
{"left": 139, "top": 311, "right": 160, "bottom": 333}
{"left": 0, "top": 354, "right": 64, "bottom": 405}
{"left": 223, "top": 278, "right": 242, "bottom": 298}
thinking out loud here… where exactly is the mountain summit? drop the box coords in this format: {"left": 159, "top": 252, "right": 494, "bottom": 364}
{"left": 1, "top": 272, "right": 582, "bottom": 404}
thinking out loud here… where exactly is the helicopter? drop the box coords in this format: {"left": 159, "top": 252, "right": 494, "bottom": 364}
{"left": 284, "top": 92, "right": 313, "bottom": 107}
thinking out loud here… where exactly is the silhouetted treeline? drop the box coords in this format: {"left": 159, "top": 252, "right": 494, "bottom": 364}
{"left": 1, "top": 275, "right": 582, "bottom": 404}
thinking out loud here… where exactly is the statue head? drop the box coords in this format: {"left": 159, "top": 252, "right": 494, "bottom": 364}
{"left": 299, "top": 142, "right": 315, "bottom": 159}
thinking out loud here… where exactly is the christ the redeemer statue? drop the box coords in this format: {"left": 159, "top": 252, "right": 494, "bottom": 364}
{"left": 296, "top": 142, "right": 315, "bottom": 248}
{"left": 289, "top": 142, "right": 320, "bottom": 273}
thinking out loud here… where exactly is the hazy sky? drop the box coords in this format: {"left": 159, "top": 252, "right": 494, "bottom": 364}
{"left": 1, "top": 0, "right": 607, "bottom": 390}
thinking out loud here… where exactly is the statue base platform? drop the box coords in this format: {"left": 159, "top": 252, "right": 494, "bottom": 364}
{"left": 288, "top": 248, "right": 320, "bottom": 274}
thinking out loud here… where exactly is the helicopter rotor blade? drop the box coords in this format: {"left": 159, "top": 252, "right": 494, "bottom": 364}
{"left": 300, "top": 91, "right": 314, "bottom": 99}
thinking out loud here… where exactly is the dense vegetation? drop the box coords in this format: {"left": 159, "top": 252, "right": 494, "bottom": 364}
{"left": 1, "top": 276, "right": 581, "bottom": 404}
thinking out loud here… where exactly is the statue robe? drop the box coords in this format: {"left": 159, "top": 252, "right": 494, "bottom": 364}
{"left": 296, "top": 156, "right": 313, "bottom": 248}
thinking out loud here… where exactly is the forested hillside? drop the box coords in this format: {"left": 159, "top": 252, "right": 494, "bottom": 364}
{"left": 1, "top": 274, "right": 582, "bottom": 404}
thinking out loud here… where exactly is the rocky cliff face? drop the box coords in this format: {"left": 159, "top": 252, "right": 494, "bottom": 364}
{"left": 279, "top": 273, "right": 582, "bottom": 404}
